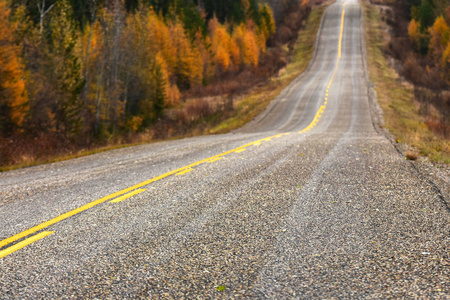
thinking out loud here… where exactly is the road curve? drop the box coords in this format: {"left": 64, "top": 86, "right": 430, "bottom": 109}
{"left": 1, "top": 0, "right": 449, "bottom": 298}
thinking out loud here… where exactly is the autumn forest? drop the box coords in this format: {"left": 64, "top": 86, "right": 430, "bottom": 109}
{"left": 383, "top": 0, "right": 450, "bottom": 139}
{"left": 2, "top": 0, "right": 315, "bottom": 167}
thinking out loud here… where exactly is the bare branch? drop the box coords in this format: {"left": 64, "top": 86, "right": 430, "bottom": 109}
{"left": 43, "top": 3, "right": 55, "bottom": 17}
{"left": 37, "top": 0, "right": 56, "bottom": 33}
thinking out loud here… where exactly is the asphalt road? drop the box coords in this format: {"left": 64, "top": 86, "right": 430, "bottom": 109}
{"left": 1, "top": 0, "right": 449, "bottom": 298}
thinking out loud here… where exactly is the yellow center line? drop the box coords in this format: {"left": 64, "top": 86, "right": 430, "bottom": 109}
{"left": 0, "top": 130, "right": 292, "bottom": 253}
{"left": 338, "top": 4, "right": 346, "bottom": 59}
{"left": 0, "top": 4, "right": 348, "bottom": 259}
{"left": 176, "top": 168, "right": 195, "bottom": 176}
{"left": 299, "top": 4, "right": 345, "bottom": 134}
{"left": 0, "top": 170, "right": 179, "bottom": 249}
{"left": 299, "top": 104, "right": 327, "bottom": 134}
{"left": 0, "top": 231, "right": 54, "bottom": 259}
{"left": 1, "top": 129, "right": 295, "bottom": 254}
{"left": 110, "top": 189, "right": 147, "bottom": 203}
{"left": 207, "top": 157, "right": 223, "bottom": 163}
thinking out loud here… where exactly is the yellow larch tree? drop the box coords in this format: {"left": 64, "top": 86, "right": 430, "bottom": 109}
{"left": 429, "top": 16, "right": 450, "bottom": 62}
{"left": 193, "top": 30, "right": 214, "bottom": 82}
{"left": 156, "top": 52, "right": 179, "bottom": 107}
{"left": 408, "top": 19, "right": 420, "bottom": 44}
{"left": 442, "top": 41, "right": 450, "bottom": 84}
{"left": 259, "top": 3, "right": 276, "bottom": 42}
{"left": 146, "top": 10, "right": 175, "bottom": 73}
{"left": 209, "top": 17, "right": 232, "bottom": 71}
{"left": 229, "top": 37, "right": 241, "bottom": 67}
{"left": 233, "top": 23, "right": 259, "bottom": 67}
{"left": 80, "top": 22, "right": 103, "bottom": 73}
{"left": 0, "top": 0, "right": 29, "bottom": 133}
{"left": 79, "top": 20, "right": 103, "bottom": 117}
{"left": 170, "top": 21, "right": 203, "bottom": 88}
{"left": 243, "top": 28, "right": 260, "bottom": 67}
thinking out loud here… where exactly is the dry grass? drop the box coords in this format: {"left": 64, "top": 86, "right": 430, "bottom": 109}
{"left": 362, "top": 1, "right": 450, "bottom": 164}
{"left": 0, "top": 140, "right": 146, "bottom": 172}
{"left": 405, "top": 151, "right": 419, "bottom": 161}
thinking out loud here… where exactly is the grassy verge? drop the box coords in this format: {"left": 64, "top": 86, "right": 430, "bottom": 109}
{"left": 0, "top": 142, "right": 150, "bottom": 172}
{"left": 0, "top": 6, "right": 327, "bottom": 172}
{"left": 362, "top": 1, "right": 450, "bottom": 164}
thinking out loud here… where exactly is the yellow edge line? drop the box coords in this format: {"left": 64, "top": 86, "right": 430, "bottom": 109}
{"left": 0, "top": 231, "right": 54, "bottom": 259}
{"left": 110, "top": 189, "right": 147, "bottom": 203}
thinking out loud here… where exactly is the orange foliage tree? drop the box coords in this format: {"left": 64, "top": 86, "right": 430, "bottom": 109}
{"left": 0, "top": 0, "right": 29, "bottom": 134}
{"left": 408, "top": 19, "right": 420, "bottom": 46}
{"left": 429, "top": 16, "right": 450, "bottom": 62}
{"left": 170, "top": 20, "right": 203, "bottom": 89}
{"left": 442, "top": 41, "right": 450, "bottom": 83}
{"left": 209, "top": 17, "right": 235, "bottom": 71}
{"left": 208, "top": 3, "right": 276, "bottom": 73}
{"left": 233, "top": 23, "right": 260, "bottom": 67}
{"left": 259, "top": 3, "right": 276, "bottom": 42}
{"left": 0, "top": 0, "right": 277, "bottom": 141}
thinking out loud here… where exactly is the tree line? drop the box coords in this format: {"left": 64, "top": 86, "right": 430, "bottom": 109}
{"left": 386, "top": 0, "right": 449, "bottom": 89}
{"left": 0, "top": 0, "right": 275, "bottom": 145}
{"left": 383, "top": 0, "right": 449, "bottom": 138}
{"left": 406, "top": 0, "right": 450, "bottom": 87}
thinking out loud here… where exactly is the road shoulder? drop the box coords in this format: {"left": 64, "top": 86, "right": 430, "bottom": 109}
{"left": 360, "top": 0, "right": 450, "bottom": 209}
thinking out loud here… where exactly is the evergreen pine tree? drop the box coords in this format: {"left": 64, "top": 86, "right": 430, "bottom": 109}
{"left": 48, "top": 0, "right": 84, "bottom": 138}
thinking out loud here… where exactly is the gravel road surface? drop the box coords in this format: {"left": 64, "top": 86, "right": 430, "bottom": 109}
{"left": 1, "top": 0, "right": 449, "bottom": 298}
